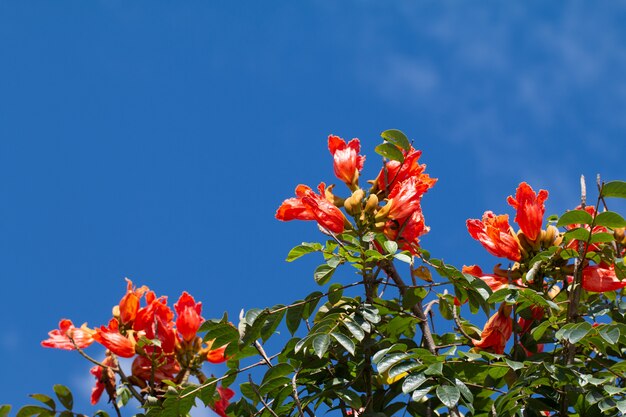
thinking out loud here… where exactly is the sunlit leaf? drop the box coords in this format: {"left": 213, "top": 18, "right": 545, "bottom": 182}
{"left": 381, "top": 129, "right": 411, "bottom": 151}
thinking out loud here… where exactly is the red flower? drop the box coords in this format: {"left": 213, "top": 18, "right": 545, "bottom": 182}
{"left": 131, "top": 355, "right": 181, "bottom": 383}
{"left": 41, "top": 319, "right": 95, "bottom": 350}
{"left": 386, "top": 177, "right": 430, "bottom": 220}
{"left": 467, "top": 211, "right": 521, "bottom": 261}
{"left": 383, "top": 208, "right": 430, "bottom": 253}
{"left": 328, "top": 135, "right": 365, "bottom": 188}
{"left": 276, "top": 183, "right": 346, "bottom": 234}
{"left": 376, "top": 147, "right": 437, "bottom": 194}
{"left": 507, "top": 182, "right": 549, "bottom": 241}
{"left": 174, "top": 292, "right": 204, "bottom": 342}
{"left": 582, "top": 264, "right": 626, "bottom": 293}
{"left": 206, "top": 343, "right": 228, "bottom": 364}
{"left": 90, "top": 355, "right": 116, "bottom": 405}
{"left": 134, "top": 292, "right": 178, "bottom": 354}
{"left": 93, "top": 318, "right": 136, "bottom": 358}
{"left": 118, "top": 278, "right": 149, "bottom": 325}
{"left": 462, "top": 265, "right": 511, "bottom": 292}
{"left": 211, "top": 386, "right": 235, "bottom": 417}
{"left": 473, "top": 304, "right": 513, "bottom": 354}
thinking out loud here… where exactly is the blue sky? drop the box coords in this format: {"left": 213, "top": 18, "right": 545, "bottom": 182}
{"left": 1, "top": 1, "right": 626, "bottom": 414}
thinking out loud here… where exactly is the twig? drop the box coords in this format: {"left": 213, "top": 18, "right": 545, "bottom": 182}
{"left": 249, "top": 375, "right": 280, "bottom": 417}
{"left": 291, "top": 373, "right": 306, "bottom": 417}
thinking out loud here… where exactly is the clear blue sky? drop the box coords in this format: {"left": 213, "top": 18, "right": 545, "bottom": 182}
{"left": 1, "top": 1, "right": 625, "bottom": 414}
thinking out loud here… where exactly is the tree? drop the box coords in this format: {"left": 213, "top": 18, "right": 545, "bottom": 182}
{"left": 6, "top": 130, "right": 626, "bottom": 417}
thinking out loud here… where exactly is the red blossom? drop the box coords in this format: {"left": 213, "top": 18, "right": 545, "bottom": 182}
{"left": 467, "top": 211, "right": 521, "bottom": 261}
{"left": 131, "top": 355, "right": 181, "bottom": 383}
{"left": 276, "top": 183, "right": 346, "bottom": 234}
{"left": 376, "top": 147, "right": 437, "bottom": 194}
{"left": 174, "top": 292, "right": 204, "bottom": 342}
{"left": 90, "top": 356, "right": 116, "bottom": 405}
{"left": 211, "top": 386, "right": 235, "bottom": 417}
{"left": 328, "top": 135, "right": 365, "bottom": 187}
{"left": 462, "top": 265, "right": 511, "bottom": 292}
{"left": 383, "top": 208, "right": 430, "bottom": 253}
{"left": 507, "top": 182, "right": 549, "bottom": 241}
{"left": 93, "top": 318, "right": 136, "bottom": 358}
{"left": 206, "top": 344, "right": 228, "bottom": 364}
{"left": 473, "top": 304, "right": 513, "bottom": 354}
{"left": 582, "top": 264, "right": 626, "bottom": 293}
{"left": 118, "top": 278, "right": 149, "bottom": 325}
{"left": 386, "top": 177, "right": 430, "bottom": 220}
{"left": 41, "top": 319, "right": 95, "bottom": 351}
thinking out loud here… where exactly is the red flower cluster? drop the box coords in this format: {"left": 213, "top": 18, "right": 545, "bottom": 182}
{"left": 41, "top": 279, "right": 229, "bottom": 406}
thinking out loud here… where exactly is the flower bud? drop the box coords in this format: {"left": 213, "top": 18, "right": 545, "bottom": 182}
{"left": 364, "top": 194, "right": 379, "bottom": 213}
{"left": 374, "top": 202, "right": 392, "bottom": 221}
{"left": 324, "top": 184, "right": 345, "bottom": 207}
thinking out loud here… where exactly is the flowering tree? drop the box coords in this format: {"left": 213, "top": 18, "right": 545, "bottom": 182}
{"left": 6, "top": 130, "right": 626, "bottom": 417}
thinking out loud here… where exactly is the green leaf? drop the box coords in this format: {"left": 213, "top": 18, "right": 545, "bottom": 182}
{"left": 314, "top": 264, "right": 335, "bottom": 285}
{"left": 595, "top": 211, "right": 626, "bottom": 229}
{"left": 601, "top": 180, "right": 626, "bottom": 199}
{"left": 436, "top": 385, "right": 461, "bottom": 408}
{"left": 411, "top": 386, "right": 432, "bottom": 402}
{"left": 16, "top": 406, "right": 51, "bottom": 417}
{"left": 402, "top": 373, "right": 427, "bottom": 394}
{"left": 29, "top": 395, "right": 55, "bottom": 410}
{"left": 557, "top": 210, "right": 593, "bottom": 227}
{"left": 312, "top": 334, "right": 330, "bottom": 358}
{"left": 455, "top": 379, "right": 473, "bottom": 402}
{"left": 93, "top": 410, "right": 110, "bottom": 417}
{"left": 331, "top": 332, "right": 355, "bottom": 355}
{"left": 381, "top": 129, "right": 411, "bottom": 151}
{"left": 286, "top": 244, "right": 320, "bottom": 262}
{"left": 58, "top": 411, "right": 73, "bottom": 417}
{"left": 261, "top": 363, "right": 294, "bottom": 386}
{"left": 383, "top": 240, "right": 398, "bottom": 254}
{"left": 424, "top": 362, "right": 443, "bottom": 376}
{"left": 394, "top": 252, "right": 413, "bottom": 264}
{"left": 599, "top": 326, "right": 620, "bottom": 344}
{"left": 589, "top": 232, "right": 615, "bottom": 244}
{"left": 377, "top": 353, "right": 410, "bottom": 374}
{"left": 239, "top": 382, "right": 260, "bottom": 404}
{"left": 285, "top": 302, "right": 304, "bottom": 335}
{"left": 53, "top": 385, "right": 73, "bottom": 411}
{"left": 504, "top": 359, "right": 524, "bottom": 371}
{"left": 343, "top": 317, "right": 365, "bottom": 341}
{"left": 336, "top": 389, "right": 363, "bottom": 410}
{"left": 328, "top": 283, "right": 343, "bottom": 305}
{"left": 0, "top": 406, "right": 11, "bottom": 417}
{"left": 375, "top": 143, "right": 404, "bottom": 162}
{"left": 563, "top": 228, "right": 590, "bottom": 242}
{"left": 261, "top": 308, "right": 285, "bottom": 342}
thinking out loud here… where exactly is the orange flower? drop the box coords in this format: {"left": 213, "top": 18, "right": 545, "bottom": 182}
{"left": 90, "top": 355, "right": 116, "bottom": 405}
{"left": 211, "top": 386, "right": 235, "bottom": 417}
{"left": 276, "top": 183, "right": 346, "bottom": 234}
{"left": 383, "top": 208, "right": 429, "bottom": 253}
{"left": 582, "top": 264, "right": 626, "bottom": 293}
{"left": 206, "top": 339, "right": 228, "bottom": 364}
{"left": 174, "top": 292, "right": 204, "bottom": 342}
{"left": 118, "top": 278, "right": 149, "bottom": 325}
{"left": 93, "top": 318, "right": 136, "bottom": 358}
{"left": 41, "top": 319, "right": 95, "bottom": 350}
{"left": 328, "top": 135, "right": 365, "bottom": 188}
{"left": 462, "top": 265, "right": 510, "bottom": 292}
{"left": 473, "top": 304, "right": 513, "bottom": 354}
{"left": 507, "top": 182, "right": 548, "bottom": 241}
{"left": 386, "top": 177, "right": 430, "bottom": 220}
{"left": 131, "top": 355, "right": 181, "bottom": 383}
{"left": 467, "top": 211, "right": 521, "bottom": 261}
{"left": 376, "top": 147, "right": 437, "bottom": 194}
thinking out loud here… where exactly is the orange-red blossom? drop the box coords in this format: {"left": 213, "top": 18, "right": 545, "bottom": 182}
{"left": 467, "top": 211, "right": 521, "bottom": 262}
{"left": 276, "top": 183, "right": 346, "bottom": 234}
{"left": 473, "top": 304, "right": 513, "bottom": 354}
{"left": 328, "top": 134, "right": 365, "bottom": 189}
{"left": 507, "top": 182, "right": 549, "bottom": 242}
{"left": 41, "top": 319, "right": 95, "bottom": 350}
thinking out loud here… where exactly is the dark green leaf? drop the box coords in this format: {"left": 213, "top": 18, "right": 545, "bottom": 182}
{"left": 336, "top": 389, "right": 362, "bottom": 409}
{"left": 343, "top": 317, "right": 365, "bottom": 341}
{"left": 424, "top": 362, "right": 443, "bottom": 376}
{"left": 505, "top": 359, "right": 524, "bottom": 371}
{"left": 259, "top": 376, "right": 291, "bottom": 396}
{"left": 239, "top": 382, "right": 260, "bottom": 404}
{"left": 16, "top": 406, "right": 49, "bottom": 417}
{"left": 436, "top": 385, "right": 461, "bottom": 408}
{"left": 381, "top": 129, "right": 411, "bottom": 151}
{"left": 377, "top": 353, "right": 410, "bottom": 374}
{"left": 29, "top": 395, "right": 55, "bottom": 410}
{"left": 93, "top": 410, "right": 110, "bottom": 417}
{"left": 312, "top": 334, "right": 330, "bottom": 358}
{"left": 589, "top": 232, "right": 615, "bottom": 243}
{"left": 261, "top": 363, "right": 294, "bottom": 386}
{"left": 595, "top": 211, "right": 626, "bottom": 228}
{"left": 286, "top": 244, "right": 320, "bottom": 262}
{"left": 375, "top": 143, "right": 404, "bottom": 162}
{"left": 601, "top": 181, "right": 626, "bottom": 199}
{"left": 314, "top": 264, "right": 335, "bottom": 285}
{"left": 328, "top": 283, "right": 343, "bottom": 305}
{"left": 455, "top": 379, "right": 473, "bottom": 402}
{"left": 557, "top": 210, "right": 593, "bottom": 227}
{"left": 599, "top": 326, "right": 620, "bottom": 344}
{"left": 53, "top": 385, "right": 73, "bottom": 411}
{"left": 0, "top": 406, "right": 11, "bottom": 417}
{"left": 563, "top": 228, "right": 590, "bottom": 242}
{"left": 261, "top": 309, "right": 285, "bottom": 342}
{"left": 331, "top": 332, "right": 355, "bottom": 355}
{"left": 285, "top": 302, "right": 304, "bottom": 335}
{"left": 58, "top": 412, "right": 73, "bottom": 417}
{"left": 402, "top": 373, "right": 427, "bottom": 394}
